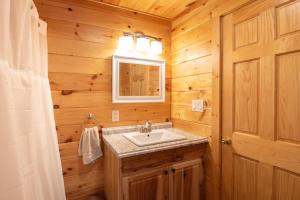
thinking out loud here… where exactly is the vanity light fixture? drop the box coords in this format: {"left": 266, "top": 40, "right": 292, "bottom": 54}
{"left": 136, "top": 37, "right": 150, "bottom": 52}
{"left": 117, "top": 32, "right": 162, "bottom": 55}
{"left": 150, "top": 40, "right": 162, "bottom": 55}
{"left": 118, "top": 35, "right": 134, "bottom": 50}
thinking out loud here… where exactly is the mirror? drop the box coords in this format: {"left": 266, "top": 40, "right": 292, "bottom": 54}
{"left": 119, "top": 63, "right": 160, "bottom": 96}
{"left": 112, "top": 55, "right": 165, "bottom": 103}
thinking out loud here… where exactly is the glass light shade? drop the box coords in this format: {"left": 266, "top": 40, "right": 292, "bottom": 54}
{"left": 150, "top": 40, "right": 162, "bottom": 54}
{"left": 118, "top": 36, "right": 134, "bottom": 50}
{"left": 136, "top": 37, "right": 150, "bottom": 52}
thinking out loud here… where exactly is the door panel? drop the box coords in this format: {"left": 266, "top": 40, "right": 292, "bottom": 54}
{"left": 222, "top": 0, "right": 300, "bottom": 199}
{"left": 274, "top": 168, "right": 300, "bottom": 200}
{"left": 233, "top": 155, "right": 257, "bottom": 200}
{"left": 234, "top": 59, "right": 259, "bottom": 134}
{"left": 234, "top": 17, "right": 259, "bottom": 49}
{"left": 276, "top": 1, "right": 300, "bottom": 37}
{"left": 277, "top": 51, "right": 300, "bottom": 142}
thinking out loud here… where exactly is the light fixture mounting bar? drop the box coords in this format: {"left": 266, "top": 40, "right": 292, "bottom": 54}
{"left": 123, "top": 32, "right": 161, "bottom": 41}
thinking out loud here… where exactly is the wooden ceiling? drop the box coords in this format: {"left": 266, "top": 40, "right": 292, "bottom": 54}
{"left": 92, "top": 0, "right": 206, "bottom": 19}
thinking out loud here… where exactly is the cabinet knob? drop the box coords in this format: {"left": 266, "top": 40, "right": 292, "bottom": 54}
{"left": 172, "top": 168, "right": 175, "bottom": 173}
{"left": 164, "top": 170, "right": 168, "bottom": 175}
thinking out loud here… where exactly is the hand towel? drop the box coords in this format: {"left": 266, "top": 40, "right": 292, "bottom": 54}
{"left": 78, "top": 126, "right": 103, "bottom": 165}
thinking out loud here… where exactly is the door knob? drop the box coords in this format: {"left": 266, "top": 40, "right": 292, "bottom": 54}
{"left": 221, "top": 138, "right": 232, "bottom": 145}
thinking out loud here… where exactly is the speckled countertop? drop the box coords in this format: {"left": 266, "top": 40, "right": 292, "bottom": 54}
{"left": 102, "top": 122, "right": 208, "bottom": 158}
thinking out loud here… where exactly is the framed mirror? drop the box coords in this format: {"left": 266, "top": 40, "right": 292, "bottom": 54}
{"left": 112, "top": 55, "right": 165, "bottom": 103}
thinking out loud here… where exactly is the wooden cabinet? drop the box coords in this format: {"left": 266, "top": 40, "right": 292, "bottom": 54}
{"left": 122, "top": 168, "right": 169, "bottom": 200}
{"left": 104, "top": 143, "right": 206, "bottom": 200}
{"left": 170, "top": 160, "right": 203, "bottom": 200}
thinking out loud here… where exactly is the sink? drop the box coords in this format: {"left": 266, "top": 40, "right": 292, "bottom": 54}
{"left": 123, "top": 129, "right": 187, "bottom": 146}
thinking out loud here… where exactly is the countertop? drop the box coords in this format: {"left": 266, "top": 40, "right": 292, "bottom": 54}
{"left": 102, "top": 123, "right": 208, "bottom": 158}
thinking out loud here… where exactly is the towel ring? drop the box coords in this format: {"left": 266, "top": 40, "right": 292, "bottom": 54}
{"left": 86, "top": 113, "right": 100, "bottom": 124}
{"left": 81, "top": 113, "right": 102, "bottom": 134}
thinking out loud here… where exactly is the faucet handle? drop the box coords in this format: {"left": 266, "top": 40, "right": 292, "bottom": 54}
{"left": 145, "top": 120, "right": 152, "bottom": 131}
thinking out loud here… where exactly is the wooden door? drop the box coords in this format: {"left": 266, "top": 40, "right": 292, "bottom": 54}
{"left": 122, "top": 168, "right": 169, "bottom": 200}
{"left": 222, "top": 0, "right": 300, "bottom": 200}
{"left": 170, "top": 159, "right": 204, "bottom": 200}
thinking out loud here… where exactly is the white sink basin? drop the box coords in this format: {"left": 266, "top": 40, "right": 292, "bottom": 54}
{"left": 123, "top": 129, "right": 187, "bottom": 146}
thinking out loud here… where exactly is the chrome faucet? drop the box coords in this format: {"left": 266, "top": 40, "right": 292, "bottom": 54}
{"left": 139, "top": 120, "right": 152, "bottom": 133}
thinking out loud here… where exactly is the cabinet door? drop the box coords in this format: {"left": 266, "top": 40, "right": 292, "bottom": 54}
{"left": 122, "top": 168, "right": 169, "bottom": 200}
{"left": 170, "top": 159, "right": 203, "bottom": 200}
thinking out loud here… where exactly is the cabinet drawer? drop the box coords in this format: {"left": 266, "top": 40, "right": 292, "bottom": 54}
{"left": 121, "top": 143, "right": 205, "bottom": 175}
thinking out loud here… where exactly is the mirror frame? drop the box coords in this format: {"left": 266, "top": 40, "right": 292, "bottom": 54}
{"left": 112, "top": 55, "right": 165, "bottom": 103}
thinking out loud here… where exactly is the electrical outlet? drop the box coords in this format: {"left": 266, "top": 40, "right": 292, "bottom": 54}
{"left": 192, "top": 100, "right": 204, "bottom": 112}
{"left": 112, "top": 110, "right": 119, "bottom": 122}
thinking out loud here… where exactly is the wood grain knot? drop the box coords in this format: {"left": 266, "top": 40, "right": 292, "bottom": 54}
{"left": 53, "top": 105, "right": 60, "bottom": 109}
{"left": 186, "top": 1, "right": 196, "bottom": 7}
{"left": 61, "top": 90, "right": 73, "bottom": 95}
{"left": 65, "top": 138, "right": 73, "bottom": 143}
{"left": 91, "top": 74, "right": 98, "bottom": 80}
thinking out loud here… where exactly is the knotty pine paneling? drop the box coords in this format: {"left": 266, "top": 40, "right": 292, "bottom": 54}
{"left": 171, "top": 1, "right": 219, "bottom": 200}
{"left": 171, "top": 3, "right": 214, "bottom": 142}
{"left": 96, "top": 0, "right": 202, "bottom": 19}
{"left": 35, "top": 0, "right": 171, "bottom": 199}
{"left": 36, "top": 0, "right": 170, "bottom": 38}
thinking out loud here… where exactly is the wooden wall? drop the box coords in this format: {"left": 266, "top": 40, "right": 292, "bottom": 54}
{"left": 170, "top": 1, "right": 222, "bottom": 200}
{"left": 35, "top": 0, "right": 171, "bottom": 199}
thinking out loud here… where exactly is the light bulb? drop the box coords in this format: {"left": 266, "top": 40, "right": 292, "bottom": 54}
{"left": 118, "top": 35, "right": 134, "bottom": 50}
{"left": 136, "top": 37, "right": 150, "bottom": 52}
{"left": 150, "top": 40, "right": 162, "bottom": 54}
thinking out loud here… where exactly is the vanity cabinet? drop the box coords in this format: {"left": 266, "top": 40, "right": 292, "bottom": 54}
{"left": 122, "top": 167, "right": 169, "bottom": 200}
{"left": 104, "top": 143, "right": 206, "bottom": 200}
{"left": 170, "top": 160, "right": 203, "bottom": 200}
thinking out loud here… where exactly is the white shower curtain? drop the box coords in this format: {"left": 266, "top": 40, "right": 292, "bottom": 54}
{"left": 0, "top": 1, "right": 66, "bottom": 199}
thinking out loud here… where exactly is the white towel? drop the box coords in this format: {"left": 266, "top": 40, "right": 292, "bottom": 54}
{"left": 78, "top": 126, "right": 103, "bottom": 165}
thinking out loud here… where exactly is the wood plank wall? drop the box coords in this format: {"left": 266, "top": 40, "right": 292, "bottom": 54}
{"left": 35, "top": 0, "right": 171, "bottom": 199}
{"left": 170, "top": 1, "right": 223, "bottom": 200}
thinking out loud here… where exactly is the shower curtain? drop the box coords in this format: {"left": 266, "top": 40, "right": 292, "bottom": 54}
{"left": 0, "top": 1, "right": 66, "bottom": 199}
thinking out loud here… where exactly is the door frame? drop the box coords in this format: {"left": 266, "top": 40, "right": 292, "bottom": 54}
{"left": 210, "top": 1, "right": 255, "bottom": 199}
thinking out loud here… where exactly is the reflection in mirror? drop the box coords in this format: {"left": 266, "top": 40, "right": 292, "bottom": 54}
{"left": 119, "top": 63, "right": 160, "bottom": 96}
{"left": 112, "top": 55, "right": 165, "bottom": 103}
